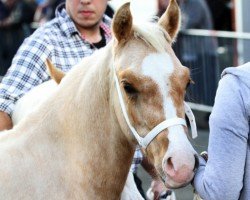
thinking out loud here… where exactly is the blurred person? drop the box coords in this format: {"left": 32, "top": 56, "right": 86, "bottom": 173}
{"left": 33, "top": 0, "right": 64, "bottom": 24}
{"left": 193, "top": 62, "right": 250, "bottom": 200}
{"left": 158, "top": 0, "right": 218, "bottom": 106}
{"left": 0, "top": 0, "right": 37, "bottom": 76}
{"left": 0, "top": 0, "right": 36, "bottom": 28}
{"left": 157, "top": 0, "right": 213, "bottom": 29}
{"left": 205, "top": 0, "right": 233, "bottom": 31}
{"left": 0, "top": 1, "right": 9, "bottom": 20}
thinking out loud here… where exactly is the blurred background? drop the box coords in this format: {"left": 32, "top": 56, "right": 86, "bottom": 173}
{"left": 1, "top": 0, "right": 250, "bottom": 199}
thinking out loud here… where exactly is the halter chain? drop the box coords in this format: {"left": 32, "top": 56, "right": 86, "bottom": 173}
{"left": 113, "top": 66, "right": 197, "bottom": 149}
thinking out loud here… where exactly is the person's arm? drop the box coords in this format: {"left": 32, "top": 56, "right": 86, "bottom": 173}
{"left": 193, "top": 74, "right": 248, "bottom": 199}
{"left": 0, "top": 3, "right": 22, "bottom": 28}
{"left": 0, "top": 35, "right": 51, "bottom": 122}
{"left": 0, "top": 111, "right": 12, "bottom": 130}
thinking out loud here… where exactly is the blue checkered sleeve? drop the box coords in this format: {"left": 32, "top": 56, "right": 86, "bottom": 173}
{"left": 0, "top": 36, "right": 51, "bottom": 115}
{"left": 130, "top": 146, "right": 143, "bottom": 173}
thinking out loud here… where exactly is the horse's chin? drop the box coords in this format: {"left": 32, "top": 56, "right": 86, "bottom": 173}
{"left": 164, "top": 180, "right": 189, "bottom": 189}
{"left": 164, "top": 174, "right": 194, "bottom": 189}
{"left": 155, "top": 165, "right": 193, "bottom": 189}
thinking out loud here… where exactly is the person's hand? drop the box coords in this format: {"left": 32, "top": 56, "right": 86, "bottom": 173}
{"left": 146, "top": 179, "right": 175, "bottom": 200}
{"left": 151, "top": 179, "right": 166, "bottom": 199}
{"left": 0, "top": 111, "right": 13, "bottom": 131}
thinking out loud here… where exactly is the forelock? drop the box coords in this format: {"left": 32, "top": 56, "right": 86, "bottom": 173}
{"left": 133, "top": 21, "right": 171, "bottom": 53}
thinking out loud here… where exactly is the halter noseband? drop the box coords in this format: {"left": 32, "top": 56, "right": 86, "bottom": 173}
{"left": 113, "top": 66, "right": 197, "bottom": 149}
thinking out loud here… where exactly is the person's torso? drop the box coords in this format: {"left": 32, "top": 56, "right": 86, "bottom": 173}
{"left": 30, "top": 5, "right": 111, "bottom": 74}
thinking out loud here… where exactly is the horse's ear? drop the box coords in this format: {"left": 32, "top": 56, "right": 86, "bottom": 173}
{"left": 45, "top": 59, "right": 65, "bottom": 84}
{"left": 112, "top": 2, "right": 133, "bottom": 43}
{"left": 158, "top": 0, "right": 181, "bottom": 42}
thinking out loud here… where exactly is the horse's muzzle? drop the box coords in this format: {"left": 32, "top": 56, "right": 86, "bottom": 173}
{"left": 162, "top": 152, "right": 199, "bottom": 188}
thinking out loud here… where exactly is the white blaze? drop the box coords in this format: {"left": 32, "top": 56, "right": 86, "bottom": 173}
{"left": 141, "top": 53, "right": 195, "bottom": 169}
{"left": 141, "top": 53, "right": 176, "bottom": 118}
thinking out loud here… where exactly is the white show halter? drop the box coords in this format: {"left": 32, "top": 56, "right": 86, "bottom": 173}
{"left": 113, "top": 66, "right": 197, "bottom": 149}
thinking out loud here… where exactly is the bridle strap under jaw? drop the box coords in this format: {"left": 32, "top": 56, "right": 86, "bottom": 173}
{"left": 113, "top": 66, "right": 197, "bottom": 149}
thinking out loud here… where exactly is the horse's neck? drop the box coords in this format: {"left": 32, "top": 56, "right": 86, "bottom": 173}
{"left": 19, "top": 44, "right": 136, "bottom": 197}
{"left": 60, "top": 45, "right": 136, "bottom": 195}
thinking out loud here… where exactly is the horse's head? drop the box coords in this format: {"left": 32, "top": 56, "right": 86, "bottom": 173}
{"left": 112, "top": 0, "right": 198, "bottom": 188}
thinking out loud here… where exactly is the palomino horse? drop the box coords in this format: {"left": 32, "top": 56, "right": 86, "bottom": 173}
{"left": 0, "top": 1, "right": 198, "bottom": 199}
{"left": 12, "top": 61, "right": 145, "bottom": 200}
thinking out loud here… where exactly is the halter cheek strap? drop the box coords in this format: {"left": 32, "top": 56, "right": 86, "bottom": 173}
{"left": 184, "top": 102, "right": 197, "bottom": 138}
{"left": 113, "top": 67, "right": 198, "bottom": 149}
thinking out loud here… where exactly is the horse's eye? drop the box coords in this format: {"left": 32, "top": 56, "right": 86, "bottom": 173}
{"left": 122, "top": 81, "right": 138, "bottom": 96}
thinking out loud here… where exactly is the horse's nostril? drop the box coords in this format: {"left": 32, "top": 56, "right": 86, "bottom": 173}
{"left": 193, "top": 154, "right": 199, "bottom": 172}
{"left": 165, "top": 156, "right": 176, "bottom": 177}
{"left": 167, "top": 157, "right": 174, "bottom": 169}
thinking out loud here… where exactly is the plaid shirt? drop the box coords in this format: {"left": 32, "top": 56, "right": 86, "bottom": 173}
{"left": 0, "top": 3, "right": 112, "bottom": 115}
{"left": 131, "top": 146, "right": 143, "bottom": 173}
{"left": 0, "top": 3, "right": 143, "bottom": 172}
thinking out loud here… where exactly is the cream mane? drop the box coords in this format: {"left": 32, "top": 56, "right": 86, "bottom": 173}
{"left": 133, "top": 21, "right": 172, "bottom": 53}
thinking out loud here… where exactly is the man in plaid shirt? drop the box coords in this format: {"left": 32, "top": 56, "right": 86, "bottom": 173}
{"left": 0, "top": 1, "right": 112, "bottom": 129}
